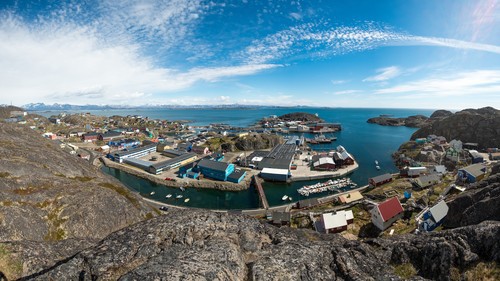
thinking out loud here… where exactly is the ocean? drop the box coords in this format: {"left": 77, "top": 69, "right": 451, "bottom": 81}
{"left": 38, "top": 107, "right": 434, "bottom": 209}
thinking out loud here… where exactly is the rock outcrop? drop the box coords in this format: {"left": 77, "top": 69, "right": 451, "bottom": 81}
{"left": 443, "top": 164, "right": 500, "bottom": 229}
{"left": 278, "top": 112, "right": 322, "bottom": 122}
{"left": 16, "top": 209, "right": 500, "bottom": 281}
{"left": 411, "top": 107, "right": 500, "bottom": 148}
{"left": 0, "top": 124, "right": 155, "bottom": 242}
{"left": 367, "top": 115, "right": 429, "bottom": 128}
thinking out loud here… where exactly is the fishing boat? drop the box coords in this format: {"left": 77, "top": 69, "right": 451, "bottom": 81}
{"left": 282, "top": 195, "right": 289, "bottom": 201}
{"left": 288, "top": 197, "right": 293, "bottom": 201}
{"left": 375, "top": 160, "right": 379, "bottom": 165}
{"left": 165, "top": 194, "right": 172, "bottom": 198}
{"left": 376, "top": 165, "right": 381, "bottom": 170}
{"left": 150, "top": 191, "right": 155, "bottom": 196}
{"left": 180, "top": 186, "right": 185, "bottom": 192}
{"left": 175, "top": 194, "right": 183, "bottom": 199}
{"left": 184, "top": 198, "right": 190, "bottom": 203}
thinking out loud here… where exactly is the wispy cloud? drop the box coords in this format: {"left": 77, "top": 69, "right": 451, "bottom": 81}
{"left": 0, "top": 14, "right": 279, "bottom": 105}
{"left": 243, "top": 22, "right": 500, "bottom": 64}
{"left": 375, "top": 70, "right": 500, "bottom": 96}
{"left": 363, "top": 66, "right": 401, "bottom": 82}
{"left": 331, "top": 79, "right": 349, "bottom": 85}
{"left": 333, "top": 90, "right": 362, "bottom": 95}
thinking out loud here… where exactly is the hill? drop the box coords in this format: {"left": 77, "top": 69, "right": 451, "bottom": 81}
{"left": 278, "top": 112, "right": 322, "bottom": 122}
{"left": 411, "top": 107, "right": 500, "bottom": 148}
{"left": 0, "top": 123, "right": 155, "bottom": 243}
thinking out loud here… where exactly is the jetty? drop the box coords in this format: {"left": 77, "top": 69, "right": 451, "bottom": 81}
{"left": 252, "top": 175, "right": 269, "bottom": 209}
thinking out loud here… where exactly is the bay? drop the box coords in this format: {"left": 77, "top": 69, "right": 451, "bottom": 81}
{"left": 40, "top": 107, "right": 434, "bottom": 209}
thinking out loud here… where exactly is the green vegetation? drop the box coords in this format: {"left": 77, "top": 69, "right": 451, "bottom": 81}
{"left": 99, "top": 182, "right": 140, "bottom": 209}
{"left": 462, "top": 262, "right": 500, "bottom": 281}
{"left": 0, "top": 171, "right": 10, "bottom": 178}
{"left": 0, "top": 244, "right": 23, "bottom": 280}
{"left": 393, "top": 263, "right": 417, "bottom": 279}
{"left": 73, "top": 176, "right": 94, "bottom": 182}
{"left": 144, "top": 212, "right": 155, "bottom": 220}
{"left": 44, "top": 206, "right": 68, "bottom": 241}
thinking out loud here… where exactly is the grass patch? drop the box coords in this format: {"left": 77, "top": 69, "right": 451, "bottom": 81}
{"left": 0, "top": 244, "right": 23, "bottom": 280}
{"left": 73, "top": 176, "right": 94, "bottom": 182}
{"left": 0, "top": 172, "right": 10, "bottom": 178}
{"left": 44, "top": 206, "right": 68, "bottom": 241}
{"left": 0, "top": 201, "right": 14, "bottom": 207}
{"left": 394, "top": 263, "right": 417, "bottom": 279}
{"left": 99, "top": 182, "right": 140, "bottom": 209}
{"left": 144, "top": 212, "right": 154, "bottom": 220}
{"left": 463, "top": 262, "right": 500, "bottom": 281}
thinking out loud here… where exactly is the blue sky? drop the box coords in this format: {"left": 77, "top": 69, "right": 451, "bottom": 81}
{"left": 0, "top": 0, "right": 499, "bottom": 109}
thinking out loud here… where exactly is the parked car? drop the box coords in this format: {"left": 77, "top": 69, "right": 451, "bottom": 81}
{"left": 159, "top": 206, "right": 168, "bottom": 211}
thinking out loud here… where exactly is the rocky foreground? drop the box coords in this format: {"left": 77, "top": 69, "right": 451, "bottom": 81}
{"left": 8, "top": 210, "right": 499, "bottom": 281}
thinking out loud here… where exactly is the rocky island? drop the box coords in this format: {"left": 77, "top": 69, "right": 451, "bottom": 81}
{"left": 367, "top": 110, "right": 454, "bottom": 128}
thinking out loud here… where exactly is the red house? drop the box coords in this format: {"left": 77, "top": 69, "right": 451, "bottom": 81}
{"left": 81, "top": 132, "right": 99, "bottom": 142}
{"left": 371, "top": 197, "right": 404, "bottom": 230}
{"left": 369, "top": 173, "right": 393, "bottom": 187}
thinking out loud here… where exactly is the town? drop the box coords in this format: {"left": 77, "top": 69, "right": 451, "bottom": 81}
{"left": 3, "top": 107, "right": 499, "bottom": 240}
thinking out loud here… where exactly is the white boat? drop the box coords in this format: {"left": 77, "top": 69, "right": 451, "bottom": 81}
{"left": 150, "top": 191, "right": 155, "bottom": 195}
{"left": 180, "top": 186, "right": 185, "bottom": 192}
{"left": 375, "top": 160, "right": 379, "bottom": 165}
{"left": 282, "top": 195, "right": 289, "bottom": 201}
{"left": 288, "top": 197, "right": 293, "bottom": 201}
{"left": 166, "top": 194, "right": 172, "bottom": 198}
{"left": 376, "top": 165, "right": 381, "bottom": 170}
{"left": 184, "top": 198, "right": 190, "bottom": 203}
{"left": 176, "top": 194, "right": 183, "bottom": 199}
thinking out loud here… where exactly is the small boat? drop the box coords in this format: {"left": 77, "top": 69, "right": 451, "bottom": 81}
{"left": 180, "top": 186, "right": 185, "bottom": 192}
{"left": 184, "top": 198, "right": 190, "bottom": 203}
{"left": 165, "top": 194, "right": 172, "bottom": 198}
{"left": 282, "top": 195, "right": 289, "bottom": 201}
{"left": 376, "top": 165, "right": 381, "bottom": 170}
{"left": 175, "top": 194, "right": 183, "bottom": 199}
{"left": 150, "top": 191, "right": 155, "bottom": 195}
{"left": 375, "top": 160, "right": 379, "bottom": 165}
{"left": 288, "top": 197, "right": 293, "bottom": 201}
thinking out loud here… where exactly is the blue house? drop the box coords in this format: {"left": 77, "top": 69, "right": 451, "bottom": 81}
{"left": 179, "top": 162, "right": 197, "bottom": 178}
{"left": 197, "top": 159, "right": 234, "bottom": 181}
{"left": 419, "top": 200, "right": 449, "bottom": 232}
{"left": 457, "top": 163, "right": 487, "bottom": 183}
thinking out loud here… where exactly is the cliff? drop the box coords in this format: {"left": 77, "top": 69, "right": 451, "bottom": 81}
{"left": 411, "top": 107, "right": 500, "bottom": 148}
{"left": 0, "top": 124, "right": 155, "bottom": 243}
{"left": 443, "top": 163, "right": 500, "bottom": 229}
{"left": 14, "top": 210, "right": 500, "bottom": 281}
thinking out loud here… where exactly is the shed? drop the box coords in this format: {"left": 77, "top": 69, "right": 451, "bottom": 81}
{"left": 260, "top": 168, "right": 290, "bottom": 182}
{"left": 369, "top": 173, "right": 393, "bottom": 187}
{"left": 271, "top": 211, "right": 291, "bottom": 226}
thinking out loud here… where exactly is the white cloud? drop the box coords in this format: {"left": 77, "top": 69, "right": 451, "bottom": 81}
{"left": 289, "top": 12, "right": 302, "bottom": 20}
{"left": 333, "top": 90, "right": 362, "bottom": 95}
{"left": 243, "top": 23, "right": 500, "bottom": 64}
{"left": 375, "top": 70, "right": 500, "bottom": 96}
{"left": 331, "top": 79, "right": 349, "bottom": 85}
{"left": 0, "top": 14, "right": 279, "bottom": 105}
{"left": 363, "top": 66, "right": 401, "bottom": 82}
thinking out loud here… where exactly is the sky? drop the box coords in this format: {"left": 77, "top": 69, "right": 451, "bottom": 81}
{"left": 0, "top": 0, "right": 499, "bottom": 109}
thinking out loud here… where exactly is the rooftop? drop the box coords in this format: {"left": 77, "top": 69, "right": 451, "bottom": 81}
{"left": 370, "top": 173, "right": 392, "bottom": 184}
{"left": 377, "top": 197, "right": 404, "bottom": 222}
{"left": 198, "top": 159, "right": 231, "bottom": 172}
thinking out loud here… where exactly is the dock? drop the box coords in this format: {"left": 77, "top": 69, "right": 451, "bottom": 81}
{"left": 252, "top": 175, "right": 269, "bottom": 209}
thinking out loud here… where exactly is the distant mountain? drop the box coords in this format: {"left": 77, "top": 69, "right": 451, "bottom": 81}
{"left": 22, "top": 103, "right": 274, "bottom": 111}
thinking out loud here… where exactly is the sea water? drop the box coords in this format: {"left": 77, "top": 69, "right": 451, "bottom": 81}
{"left": 39, "top": 107, "right": 433, "bottom": 209}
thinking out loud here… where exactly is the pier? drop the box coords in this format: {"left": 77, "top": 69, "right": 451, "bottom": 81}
{"left": 252, "top": 175, "right": 269, "bottom": 209}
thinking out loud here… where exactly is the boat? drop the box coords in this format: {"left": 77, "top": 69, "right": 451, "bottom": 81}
{"left": 180, "top": 186, "right": 185, "bottom": 192}
{"left": 175, "top": 194, "right": 183, "bottom": 199}
{"left": 282, "top": 195, "right": 289, "bottom": 201}
{"left": 288, "top": 197, "right": 293, "bottom": 201}
{"left": 184, "top": 198, "right": 190, "bottom": 203}
{"left": 375, "top": 160, "right": 379, "bottom": 165}
{"left": 297, "top": 177, "right": 356, "bottom": 196}
{"left": 150, "top": 191, "right": 155, "bottom": 195}
{"left": 376, "top": 165, "right": 381, "bottom": 170}
{"left": 165, "top": 194, "right": 172, "bottom": 198}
